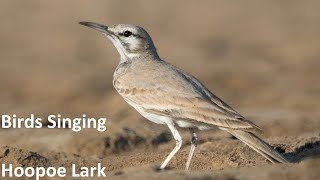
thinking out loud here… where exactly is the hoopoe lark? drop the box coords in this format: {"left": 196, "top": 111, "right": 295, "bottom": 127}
{"left": 79, "top": 22, "right": 289, "bottom": 170}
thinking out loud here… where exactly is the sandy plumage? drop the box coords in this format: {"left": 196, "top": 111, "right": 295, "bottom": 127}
{"left": 79, "top": 22, "right": 289, "bottom": 169}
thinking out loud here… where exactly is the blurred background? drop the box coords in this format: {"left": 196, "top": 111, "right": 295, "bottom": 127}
{"left": 0, "top": 0, "right": 319, "bottom": 173}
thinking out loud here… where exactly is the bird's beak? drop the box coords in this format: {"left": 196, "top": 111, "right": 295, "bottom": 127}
{"left": 79, "top": 22, "right": 111, "bottom": 35}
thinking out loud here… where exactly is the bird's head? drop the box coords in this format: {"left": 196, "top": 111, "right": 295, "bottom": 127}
{"left": 79, "top": 22, "right": 159, "bottom": 61}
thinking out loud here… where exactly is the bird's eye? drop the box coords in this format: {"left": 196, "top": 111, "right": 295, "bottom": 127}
{"left": 123, "top": 31, "right": 132, "bottom": 37}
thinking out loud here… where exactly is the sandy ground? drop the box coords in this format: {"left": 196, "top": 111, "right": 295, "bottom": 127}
{"left": 0, "top": 0, "right": 320, "bottom": 179}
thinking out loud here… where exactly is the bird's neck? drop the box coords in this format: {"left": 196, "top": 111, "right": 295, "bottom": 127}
{"left": 120, "top": 50, "right": 160, "bottom": 63}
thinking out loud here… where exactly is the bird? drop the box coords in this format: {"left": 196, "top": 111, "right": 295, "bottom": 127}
{"left": 79, "top": 22, "right": 289, "bottom": 170}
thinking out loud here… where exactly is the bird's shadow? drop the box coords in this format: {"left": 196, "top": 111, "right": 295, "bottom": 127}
{"left": 280, "top": 140, "right": 320, "bottom": 163}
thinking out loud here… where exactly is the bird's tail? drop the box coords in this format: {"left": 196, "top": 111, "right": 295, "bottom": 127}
{"left": 220, "top": 128, "right": 289, "bottom": 163}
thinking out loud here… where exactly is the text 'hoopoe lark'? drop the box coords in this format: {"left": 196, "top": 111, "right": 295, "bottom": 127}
{"left": 79, "top": 22, "right": 289, "bottom": 170}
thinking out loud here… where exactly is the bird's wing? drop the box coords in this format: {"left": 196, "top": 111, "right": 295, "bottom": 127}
{"left": 114, "top": 61, "right": 261, "bottom": 131}
{"left": 181, "top": 71, "right": 244, "bottom": 119}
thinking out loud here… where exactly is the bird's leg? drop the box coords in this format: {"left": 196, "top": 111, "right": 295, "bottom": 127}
{"left": 160, "top": 121, "right": 182, "bottom": 169}
{"left": 185, "top": 128, "right": 198, "bottom": 171}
